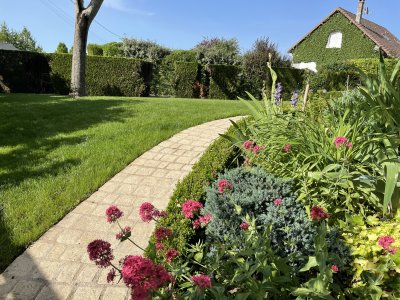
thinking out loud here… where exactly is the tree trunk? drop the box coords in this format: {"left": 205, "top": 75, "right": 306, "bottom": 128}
{"left": 70, "top": 0, "right": 104, "bottom": 98}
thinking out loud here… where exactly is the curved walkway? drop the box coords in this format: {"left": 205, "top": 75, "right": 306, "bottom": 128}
{"left": 0, "top": 116, "right": 242, "bottom": 300}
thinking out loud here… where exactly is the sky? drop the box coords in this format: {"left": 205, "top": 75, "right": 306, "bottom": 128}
{"left": 1, "top": 0, "right": 399, "bottom": 55}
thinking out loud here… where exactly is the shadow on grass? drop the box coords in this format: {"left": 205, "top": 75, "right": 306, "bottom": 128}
{"left": 0, "top": 95, "right": 141, "bottom": 187}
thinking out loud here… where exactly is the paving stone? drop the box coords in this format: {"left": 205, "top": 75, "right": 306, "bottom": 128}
{"left": 8, "top": 280, "right": 44, "bottom": 299}
{"left": 75, "top": 265, "right": 99, "bottom": 283}
{"left": 102, "top": 287, "right": 128, "bottom": 300}
{"left": 35, "top": 283, "right": 72, "bottom": 300}
{"left": 25, "top": 241, "right": 54, "bottom": 259}
{"left": 55, "top": 262, "right": 80, "bottom": 282}
{"left": 32, "top": 260, "right": 61, "bottom": 281}
{"left": 46, "top": 243, "right": 67, "bottom": 260}
{"left": 56, "top": 229, "right": 83, "bottom": 244}
{"left": 71, "top": 287, "right": 103, "bottom": 300}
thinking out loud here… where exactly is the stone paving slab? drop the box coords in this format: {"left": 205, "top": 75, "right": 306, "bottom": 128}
{"left": 0, "top": 117, "right": 242, "bottom": 300}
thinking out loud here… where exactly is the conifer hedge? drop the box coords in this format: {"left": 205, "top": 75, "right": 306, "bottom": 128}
{"left": 173, "top": 61, "right": 200, "bottom": 98}
{"left": 209, "top": 64, "right": 241, "bottom": 99}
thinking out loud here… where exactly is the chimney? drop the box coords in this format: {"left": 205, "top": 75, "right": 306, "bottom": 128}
{"left": 356, "top": 0, "right": 365, "bottom": 24}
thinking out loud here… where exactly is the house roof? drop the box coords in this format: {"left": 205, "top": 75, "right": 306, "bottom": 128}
{"left": 288, "top": 7, "right": 400, "bottom": 58}
{"left": 0, "top": 42, "right": 19, "bottom": 51}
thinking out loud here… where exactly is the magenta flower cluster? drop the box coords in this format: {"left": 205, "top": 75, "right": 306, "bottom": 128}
{"left": 243, "top": 140, "right": 264, "bottom": 155}
{"left": 139, "top": 202, "right": 166, "bottom": 223}
{"left": 181, "top": 199, "right": 213, "bottom": 229}
{"left": 191, "top": 274, "right": 212, "bottom": 288}
{"left": 334, "top": 136, "right": 353, "bottom": 149}
{"left": 378, "top": 236, "right": 398, "bottom": 254}
{"left": 310, "top": 206, "right": 330, "bottom": 221}
{"left": 87, "top": 240, "right": 114, "bottom": 268}
{"left": 218, "top": 179, "right": 233, "bottom": 193}
{"left": 106, "top": 205, "right": 123, "bottom": 223}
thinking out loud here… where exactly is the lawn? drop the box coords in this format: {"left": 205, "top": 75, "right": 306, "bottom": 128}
{"left": 0, "top": 93, "right": 247, "bottom": 270}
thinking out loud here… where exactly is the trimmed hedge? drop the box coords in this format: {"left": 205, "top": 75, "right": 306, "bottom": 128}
{"left": 49, "top": 54, "right": 153, "bottom": 96}
{"left": 0, "top": 50, "right": 51, "bottom": 93}
{"left": 173, "top": 62, "right": 200, "bottom": 98}
{"left": 209, "top": 64, "right": 241, "bottom": 99}
{"left": 145, "top": 122, "right": 241, "bottom": 259}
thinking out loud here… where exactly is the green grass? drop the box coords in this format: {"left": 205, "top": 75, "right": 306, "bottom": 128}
{"left": 0, "top": 93, "right": 247, "bottom": 270}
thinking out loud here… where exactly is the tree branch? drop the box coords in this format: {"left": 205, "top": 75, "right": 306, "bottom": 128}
{"left": 75, "top": 0, "right": 84, "bottom": 13}
{"left": 82, "top": 0, "right": 104, "bottom": 23}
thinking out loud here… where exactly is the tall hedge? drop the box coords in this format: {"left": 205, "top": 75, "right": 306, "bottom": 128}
{"left": 209, "top": 64, "right": 241, "bottom": 99}
{"left": 48, "top": 54, "right": 153, "bottom": 96}
{"left": 0, "top": 50, "right": 51, "bottom": 93}
{"left": 173, "top": 61, "right": 200, "bottom": 98}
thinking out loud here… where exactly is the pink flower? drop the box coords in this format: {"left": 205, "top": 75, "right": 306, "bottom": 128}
{"left": 166, "top": 249, "right": 179, "bottom": 262}
{"left": 87, "top": 240, "right": 114, "bottom": 268}
{"left": 243, "top": 157, "right": 250, "bottom": 167}
{"left": 243, "top": 140, "right": 255, "bottom": 150}
{"left": 310, "top": 206, "right": 329, "bottom": 221}
{"left": 283, "top": 144, "right": 292, "bottom": 153}
{"left": 122, "top": 256, "right": 171, "bottom": 297}
{"left": 106, "top": 206, "right": 123, "bottom": 223}
{"left": 331, "top": 265, "right": 339, "bottom": 273}
{"left": 154, "top": 227, "right": 173, "bottom": 242}
{"left": 334, "top": 136, "right": 352, "bottom": 149}
{"left": 274, "top": 198, "right": 282, "bottom": 205}
{"left": 218, "top": 179, "right": 233, "bottom": 193}
{"left": 240, "top": 222, "right": 249, "bottom": 230}
{"left": 116, "top": 226, "right": 131, "bottom": 240}
{"left": 139, "top": 203, "right": 165, "bottom": 222}
{"left": 107, "top": 268, "right": 116, "bottom": 283}
{"left": 378, "top": 236, "right": 397, "bottom": 254}
{"left": 192, "top": 274, "right": 212, "bottom": 289}
{"left": 155, "top": 242, "right": 165, "bottom": 252}
{"left": 181, "top": 200, "right": 203, "bottom": 219}
{"left": 253, "top": 145, "right": 261, "bottom": 154}
{"left": 193, "top": 213, "right": 213, "bottom": 229}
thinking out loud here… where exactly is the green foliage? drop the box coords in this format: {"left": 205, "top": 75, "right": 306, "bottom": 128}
{"left": 102, "top": 42, "right": 123, "bottom": 57}
{"left": 209, "top": 64, "right": 241, "bottom": 99}
{"left": 203, "top": 167, "right": 349, "bottom": 268}
{"left": 0, "top": 50, "right": 50, "bottom": 93}
{"left": 87, "top": 43, "right": 104, "bottom": 56}
{"left": 121, "top": 38, "right": 171, "bottom": 64}
{"left": 48, "top": 53, "right": 152, "bottom": 96}
{"left": 173, "top": 62, "right": 200, "bottom": 98}
{"left": 291, "top": 12, "right": 378, "bottom": 66}
{"left": 194, "top": 37, "right": 240, "bottom": 66}
{"left": 55, "top": 42, "right": 68, "bottom": 54}
{"left": 0, "top": 22, "right": 42, "bottom": 52}
{"left": 341, "top": 214, "right": 400, "bottom": 297}
{"left": 156, "top": 50, "right": 198, "bottom": 96}
{"left": 146, "top": 125, "right": 240, "bottom": 259}
{"left": 309, "top": 61, "right": 361, "bottom": 91}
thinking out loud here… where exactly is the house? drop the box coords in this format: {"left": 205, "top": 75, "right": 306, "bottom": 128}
{"left": 0, "top": 42, "right": 19, "bottom": 51}
{"left": 289, "top": 0, "right": 400, "bottom": 72}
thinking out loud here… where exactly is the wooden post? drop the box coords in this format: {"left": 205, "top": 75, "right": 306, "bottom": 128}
{"left": 302, "top": 79, "right": 310, "bottom": 112}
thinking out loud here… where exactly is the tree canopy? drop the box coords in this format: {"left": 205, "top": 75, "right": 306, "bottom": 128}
{"left": 0, "top": 22, "right": 42, "bottom": 52}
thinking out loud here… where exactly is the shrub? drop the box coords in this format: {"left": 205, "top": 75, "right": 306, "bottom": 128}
{"left": 48, "top": 53, "right": 153, "bottom": 96}
{"left": 0, "top": 50, "right": 51, "bottom": 93}
{"left": 203, "top": 167, "right": 349, "bottom": 268}
{"left": 194, "top": 37, "right": 240, "bottom": 66}
{"left": 208, "top": 64, "right": 241, "bottom": 99}
{"left": 87, "top": 43, "right": 104, "bottom": 56}
{"left": 173, "top": 62, "right": 200, "bottom": 98}
{"left": 102, "top": 42, "right": 124, "bottom": 57}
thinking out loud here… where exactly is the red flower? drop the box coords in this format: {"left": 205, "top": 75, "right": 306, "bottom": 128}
{"left": 116, "top": 226, "right": 131, "bottom": 240}
{"left": 166, "top": 249, "right": 179, "bottom": 262}
{"left": 122, "top": 256, "right": 171, "bottom": 298}
{"left": 240, "top": 222, "right": 249, "bottom": 230}
{"left": 87, "top": 240, "right": 114, "bottom": 268}
{"left": 154, "top": 227, "right": 173, "bottom": 242}
{"left": 310, "top": 206, "right": 329, "bottom": 221}
{"left": 253, "top": 145, "right": 261, "bottom": 154}
{"left": 331, "top": 265, "right": 339, "bottom": 273}
{"left": 274, "top": 198, "right": 282, "bottom": 205}
{"left": 283, "top": 144, "right": 292, "bottom": 153}
{"left": 218, "top": 179, "right": 233, "bottom": 193}
{"left": 192, "top": 219, "right": 201, "bottom": 229}
{"left": 193, "top": 213, "right": 213, "bottom": 229}
{"left": 139, "top": 203, "right": 165, "bottom": 222}
{"left": 107, "top": 268, "right": 116, "bottom": 283}
{"left": 192, "top": 274, "right": 212, "bottom": 289}
{"left": 106, "top": 206, "right": 123, "bottom": 223}
{"left": 243, "top": 140, "right": 255, "bottom": 150}
{"left": 378, "top": 236, "right": 397, "bottom": 254}
{"left": 181, "top": 200, "right": 203, "bottom": 219}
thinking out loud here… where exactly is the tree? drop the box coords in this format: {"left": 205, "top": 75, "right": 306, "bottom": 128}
{"left": 0, "top": 22, "right": 42, "bottom": 52}
{"left": 87, "top": 43, "right": 103, "bottom": 56}
{"left": 242, "top": 37, "right": 291, "bottom": 97}
{"left": 71, "top": 0, "right": 104, "bottom": 97}
{"left": 194, "top": 37, "right": 240, "bottom": 66}
{"left": 55, "top": 42, "right": 68, "bottom": 54}
{"left": 121, "top": 38, "right": 171, "bottom": 64}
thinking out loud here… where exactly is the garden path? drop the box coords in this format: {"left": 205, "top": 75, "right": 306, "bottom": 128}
{"left": 0, "top": 116, "right": 242, "bottom": 300}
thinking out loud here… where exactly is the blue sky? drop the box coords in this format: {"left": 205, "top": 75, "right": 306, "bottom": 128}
{"left": 1, "top": 0, "right": 399, "bottom": 54}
